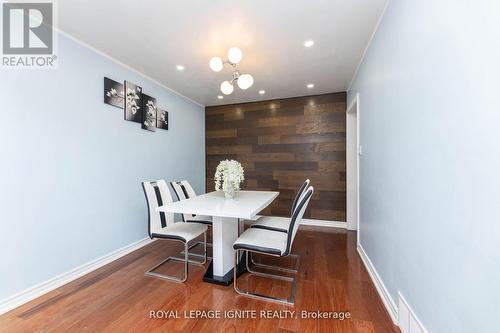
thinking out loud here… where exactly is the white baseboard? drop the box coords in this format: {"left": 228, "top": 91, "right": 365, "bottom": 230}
{"left": 398, "top": 292, "right": 427, "bottom": 333}
{"left": 301, "top": 218, "right": 347, "bottom": 229}
{"left": 244, "top": 217, "right": 347, "bottom": 229}
{"left": 357, "top": 244, "right": 398, "bottom": 324}
{"left": 0, "top": 237, "right": 153, "bottom": 316}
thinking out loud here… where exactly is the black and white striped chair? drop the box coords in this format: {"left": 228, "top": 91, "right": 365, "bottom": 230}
{"left": 142, "top": 180, "right": 208, "bottom": 283}
{"left": 248, "top": 179, "right": 310, "bottom": 273}
{"left": 170, "top": 181, "right": 213, "bottom": 225}
{"left": 233, "top": 186, "right": 314, "bottom": 305}
{"left": 250, "top": 179, "right": 310, "bottom": 233}
{"left": 170, "top": 180, "right": 213, "bottom": 258}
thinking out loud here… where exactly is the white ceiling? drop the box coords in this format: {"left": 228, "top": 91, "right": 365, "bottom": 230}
{"left": 58, "top": 0, "right": 388, "bottom": 106}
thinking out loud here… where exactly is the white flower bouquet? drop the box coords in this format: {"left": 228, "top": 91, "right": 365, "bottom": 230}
{"left": 214, "top": 160, "right": 245, "bottom": 199}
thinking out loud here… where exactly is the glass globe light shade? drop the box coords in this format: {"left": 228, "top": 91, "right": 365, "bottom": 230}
{"left": 220, "top": 81, "right": 234, "bottom": 95}
{"left": 237, "top": 74, "right": 254, "bottom": 90}
{"left": 209, "top": 57, "right": 223, "bottom": 72}
{"left": 227, "top": 47, "right": 243, "bottom": 64}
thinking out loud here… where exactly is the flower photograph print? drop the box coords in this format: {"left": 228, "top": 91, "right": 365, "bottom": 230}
{"left": 124, "top": 80, "right": 142, "bottom": 123}
{"left": 156, "top": 108, "right": 168, "bottom": 130}
{"left": 141, "top": 94, "right": 157, "bottom": 132}
{"left": 104, "top": 77, "right": 124, "bottom": 109}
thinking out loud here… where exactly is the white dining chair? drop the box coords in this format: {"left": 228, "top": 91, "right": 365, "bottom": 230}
{"left": 232, "top": 186, "right": 314, "bottom": 305}
{"left": 250, "top": 179, "right": 310, "bottom": 233}
{"left": 142, "top": 180, "right": 208, "bottom": 282}
{"left": 170, "top": 180, "right": 213, "bottom": 225}
{"left": 170, "top": 180, "right": 214, "bottom": 259}
{"left": 247, "top": 179, "right": 310, "bottom": 273}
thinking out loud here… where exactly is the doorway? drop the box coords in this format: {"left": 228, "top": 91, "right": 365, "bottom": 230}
{"left": 346, "top": 94, "right": 359, "bottom": 233}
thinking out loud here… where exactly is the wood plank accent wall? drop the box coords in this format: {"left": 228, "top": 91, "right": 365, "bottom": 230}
{"left": 205, "top": 92, "right": 346, "bottom": 221}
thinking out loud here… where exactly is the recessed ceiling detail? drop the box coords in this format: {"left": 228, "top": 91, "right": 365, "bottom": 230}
{"left": 57, "top": 0, "right": 389, "bottom": 106}
{"left": 303, "top": 40, "right": 314, "bottom": 48}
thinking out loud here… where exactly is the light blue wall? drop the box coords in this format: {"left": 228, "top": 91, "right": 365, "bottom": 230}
{"left": 0, "top": 34, "right": 205, "bottom": 300}
{"left": 348, "top": 1, "right": 500, "bottom": 332}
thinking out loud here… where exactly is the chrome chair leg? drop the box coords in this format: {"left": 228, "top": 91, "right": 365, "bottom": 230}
{"left": 181, "top": 241, "right": 212, "bottom": 259}
{"left": 181, "top": 227, "right": 213, "bottom": 260}
{"left": 202, "top": 231, "right": 208, "bottom": 263}
{"left": 145, "top": 233, "right": 208, "bottom": 283}
{"left": 248, "top": 252, "right": 300, "bottom": 274}
{"left": 171, "top": 232, "right": 208, "bottom": 265}
{"left": 145, "top": 241, "right": 189, "bottom": 282}
{"left": 234, "top": 249, "right": 297, "bottom": 305}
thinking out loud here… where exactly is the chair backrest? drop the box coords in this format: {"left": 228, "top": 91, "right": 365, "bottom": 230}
{"left": 283, "top": 186, "right": 314, "bottom": 256}
{"left": 170, "top": 180, "right": 197, "bottom": 221}
{"left": 142, "top": 180, "right": 175, "bottom": 238}
{"left": 290, "top": 179, "right": 310, "bottom": 216}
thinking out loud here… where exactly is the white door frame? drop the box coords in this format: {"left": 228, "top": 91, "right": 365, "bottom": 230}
{"left": 346, "top": 93, "right": 360, "bottom": 243}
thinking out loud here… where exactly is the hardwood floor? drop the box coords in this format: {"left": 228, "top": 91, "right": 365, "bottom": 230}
{"left": 0, "top": 227, "right": 400, "bottom": 333}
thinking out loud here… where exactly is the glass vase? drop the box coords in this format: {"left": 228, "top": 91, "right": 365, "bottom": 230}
{"left": 224, "top": 185, "right": 236, "bottom": 199}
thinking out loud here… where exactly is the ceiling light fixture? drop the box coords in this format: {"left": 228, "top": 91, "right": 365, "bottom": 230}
{"left": 259, "top": 90, "right": 266, "bottom": 95}
{"left": 220, "top": 81, "right": 234, "bottom": 95}
{"left": 304, "top": 40, "right": 314, "bottom": 47}
{"left": 209, "top": 57, "right": 223, "bottom": 72}
{"left": 307, "top": 83, "right": 315, "bottom": 88}
{"left": 237, "top": 74, "right": 254, "bottom": 90}
{"left": 217, "top": 95, "right": 224, "bottom": 100}
{"left": 176, "top": 65, "right": 185, "bottom": 71}
{"left": 209, "top": 47, "right": 254, "bottom": 95}
{"left": 227, "top": 47, "right": 243, "bottom": 64}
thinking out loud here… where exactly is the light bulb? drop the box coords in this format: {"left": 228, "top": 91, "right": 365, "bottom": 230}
{"left": 237, "top": 74, "right": 254, "bottom": 90}
{"left": 220, "top": 81, "right": 234, "bottom": 95}
{"left": 209, "top": 57, "right": 223, "bottom": 72}
{"left": 304, "top": 40, "right": 314, "bottom": 47}
{"left": 227, "top": 47, "right": 242, "bottom": 64}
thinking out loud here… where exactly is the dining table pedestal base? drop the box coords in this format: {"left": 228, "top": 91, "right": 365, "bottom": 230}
{"left": 202, "top": 259, "right": 246, "bottom": 286}
{"left": 203, "top": 215, "right": 246, "bottom": 285}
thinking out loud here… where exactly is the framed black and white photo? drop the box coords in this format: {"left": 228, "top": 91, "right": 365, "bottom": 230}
{"left": 142, "top": 94, "right": 157, "bottom": 132}
{"left": 104, "top": 77, "right": 124, "bottom": 109}
{"left": 156, "top": 108, "right": 168, "bottom": 130}
{"left": 124, "top": 80, "right": 142, "bottom": 123}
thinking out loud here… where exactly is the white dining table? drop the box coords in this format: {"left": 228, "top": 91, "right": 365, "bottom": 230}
{"left": 157, "top": 190, "right": 279, "bottom": 285}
